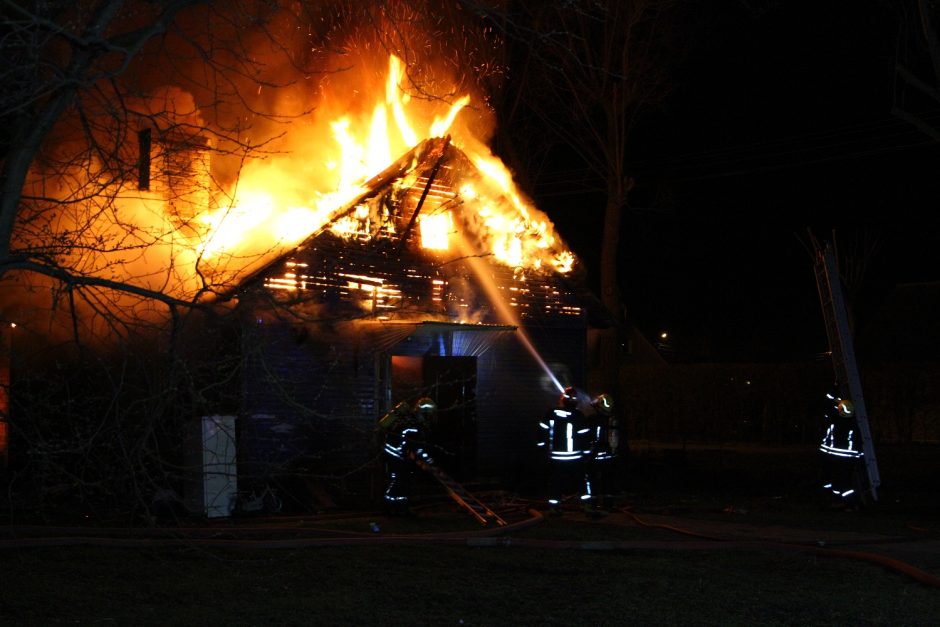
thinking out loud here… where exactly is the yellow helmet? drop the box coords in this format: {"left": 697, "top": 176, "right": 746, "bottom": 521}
{"left": 414, "top": 397, "right": 437, "bottom": 421}
{"left": 594, "top": 393, "right": 614, "bottom": 416}
{"left": 837, "top": 399, "right": 854, "bottom": 417}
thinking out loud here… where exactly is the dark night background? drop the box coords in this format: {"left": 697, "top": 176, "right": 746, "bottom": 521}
{"left": 525, "top": 2, "right": 940, "bottom": 364}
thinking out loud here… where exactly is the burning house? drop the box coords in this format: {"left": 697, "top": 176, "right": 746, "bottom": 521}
{"left": 230, "top": 134, "right": 601, "bottom": 499}
{"left": 4, "top": 44, "right": 609, "bottom": 512}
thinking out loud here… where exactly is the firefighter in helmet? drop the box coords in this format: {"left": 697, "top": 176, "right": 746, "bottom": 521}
{"left": 411, "top": 397, "right": 438, "bottom": 466}
{"left": 537, "top": 386, "right": 592, "bottom": 513}
{"left": 819, "top": 388, "right": 864, "bottom": 503}
{"left": 379, "top": 399, "right": 434, "bottom": 514}
{"left": 585, "top": 392, "right": 620, "bottom": 512}
{"left": 414, "top": 397, "right": 437, "bottom": 434}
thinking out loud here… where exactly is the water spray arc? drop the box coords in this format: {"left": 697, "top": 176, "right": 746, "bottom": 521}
{"left": 455, "top": 232, "right": 565, "bottom": 394}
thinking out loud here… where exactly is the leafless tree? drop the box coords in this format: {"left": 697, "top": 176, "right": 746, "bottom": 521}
{"left": 472, "top": 0, "right": 679, "bottom": 391}
{"left": 1, "top": 1, "right": 323, "bottom": 330}
{"left": 0, "top": 0, "right": 367, "bottom": 519}
{"left": 0, "top": 0, "right": 516, "bottom": 520}
{"left": 894, "top": 0, "right": 940, "bottom": 141}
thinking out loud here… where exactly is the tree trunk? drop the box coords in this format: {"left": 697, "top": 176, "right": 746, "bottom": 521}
{"left": 597, "top": 175, "right": 633, "bottom": 394}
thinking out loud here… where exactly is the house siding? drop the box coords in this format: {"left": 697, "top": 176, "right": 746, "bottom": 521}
{"left": 238, "top": 296, "right": 587, "bottom": 491}
{"left": 239, "top": 311, "right": 380, "bottom": 483}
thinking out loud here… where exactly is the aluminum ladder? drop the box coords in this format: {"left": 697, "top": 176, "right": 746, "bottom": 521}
{"left": 410, "top": 453, "right": 507, "bottom": 526}
{"left": 812, "top": 240, "right": 881, "bottom": 503}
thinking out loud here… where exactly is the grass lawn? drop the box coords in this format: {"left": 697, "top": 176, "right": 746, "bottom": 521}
{"left": 3, "top": 444, "right": 939, "bottom": 625}
{"left": 3, "top": 496, "right": 940, "bottom": 626}
{"left": 3, "top": 541, "right": 940, "bottom": 626}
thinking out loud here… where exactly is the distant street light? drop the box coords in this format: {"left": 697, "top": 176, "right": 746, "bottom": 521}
{"left": 655, "top": 330, "right": 674, "bottom": 360}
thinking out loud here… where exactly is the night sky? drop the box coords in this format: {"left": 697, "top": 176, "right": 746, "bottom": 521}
{"left": 530, "top": 2, "right": 940, "bottom": 363}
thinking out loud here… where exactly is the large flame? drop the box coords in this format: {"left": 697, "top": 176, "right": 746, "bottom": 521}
{"left": 32, "top": 52, "right": 576, "bottom": 316}
{"left": 193, "top": 54, "right": 572, "bottom": 278}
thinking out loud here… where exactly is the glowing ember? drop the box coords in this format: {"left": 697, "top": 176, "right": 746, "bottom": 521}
{"left": 418, "top": 212, "right": 452, "bottom": 250}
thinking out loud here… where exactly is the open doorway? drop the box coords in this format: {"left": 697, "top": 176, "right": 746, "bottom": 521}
{"left": 390, "top": 355, "right": 477, "bottom": 480}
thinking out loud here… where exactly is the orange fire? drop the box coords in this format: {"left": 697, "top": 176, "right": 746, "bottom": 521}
{"left": 194, "top": 54, "right": 574, "bottom": 280}
{"left": 24, "top": 52, "right": 576, "bottom": 316}
{"left": 6, "top": 42, "right": 582, "bottom": 346}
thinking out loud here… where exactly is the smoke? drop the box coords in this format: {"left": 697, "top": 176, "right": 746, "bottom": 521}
{"left": 201, "top": 1, "right": 504, "bottom": 195}
{"left": 3, "top": 0, "right": 516, "bottom": 345}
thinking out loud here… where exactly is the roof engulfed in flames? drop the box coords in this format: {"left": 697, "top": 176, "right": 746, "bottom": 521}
{"left": 198, "top": 54, "right": 575, "bottom": 282}
{"left": 250, "top": 134, "right": 585, "bottom": 326}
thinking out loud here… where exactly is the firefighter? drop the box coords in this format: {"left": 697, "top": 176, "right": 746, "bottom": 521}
{"left": 537, "top": 386, "right": 592, "bottom": 514}
{"left": 411, "top": 397, "right": 438, "bottom": 468}
{"left": 379, "top": 399, "right": 434, "bottom": 515}
{"left": 585, "top": 392, "right": 620, "bottom": 512}
{"left": 818, "top": 389, "right": 864, "bottom": 504}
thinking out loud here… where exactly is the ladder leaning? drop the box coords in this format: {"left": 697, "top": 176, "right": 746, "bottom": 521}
{"left": 410, "top": 453, "right": 507, "bottom": 526}
{"left": 812, "top": 240, "right": 881, "bottom": 503}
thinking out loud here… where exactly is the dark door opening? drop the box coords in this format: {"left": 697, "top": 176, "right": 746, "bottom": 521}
{"left": 390, "top": 355, "right": 477, "bottom": 480}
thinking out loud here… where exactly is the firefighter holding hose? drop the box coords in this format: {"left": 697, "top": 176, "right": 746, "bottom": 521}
{"left": 538, "top": 386, "right": 592, "bottom": 514}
